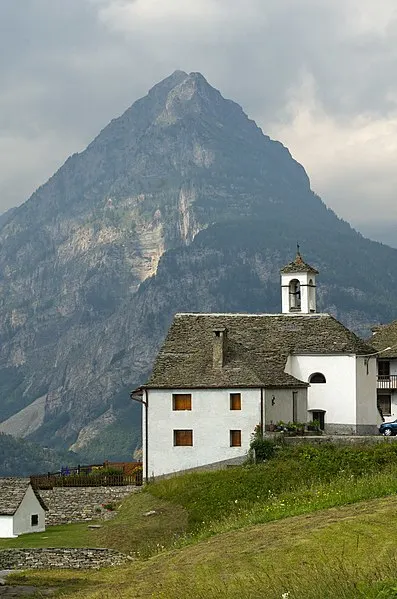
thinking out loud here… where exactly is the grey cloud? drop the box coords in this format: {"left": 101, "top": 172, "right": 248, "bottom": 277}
{"left": 0, "top": 0, "right": 396, "bottom": 234}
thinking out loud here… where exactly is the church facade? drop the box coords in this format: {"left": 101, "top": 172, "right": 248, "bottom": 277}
{"left": 134, "top": 252, "right": 379, "bottom": 479}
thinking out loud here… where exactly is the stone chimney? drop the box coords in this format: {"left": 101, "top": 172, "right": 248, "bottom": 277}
{"left": 213, "top": 328, "right": 227, "bottom": 369}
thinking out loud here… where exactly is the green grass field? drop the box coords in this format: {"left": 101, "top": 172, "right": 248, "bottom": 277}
{"left": 7, "top": 442, "right": 397, "bottom": 598}
{"left": 11, "top": 495, "right": 397, "bottom": 599}
{"left": 0, "top": 492, "right": 187, "bottom": 556}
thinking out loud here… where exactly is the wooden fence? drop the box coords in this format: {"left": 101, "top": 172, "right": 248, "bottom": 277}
{"left": 31, "top": 462, "right": 143, "bottom": 489}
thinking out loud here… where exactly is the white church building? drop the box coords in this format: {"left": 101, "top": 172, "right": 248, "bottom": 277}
{"left": 134, "top": 251, "right": 379, "bottom": 478}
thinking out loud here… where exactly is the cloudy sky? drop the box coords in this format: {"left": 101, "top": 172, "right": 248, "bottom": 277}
{"left": 1, "top": 0, "right": 397, "bottom": 239}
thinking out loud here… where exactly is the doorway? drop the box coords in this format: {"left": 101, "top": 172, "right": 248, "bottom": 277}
{"left": 311, "top": 410, "right": 325, "bottom": 431}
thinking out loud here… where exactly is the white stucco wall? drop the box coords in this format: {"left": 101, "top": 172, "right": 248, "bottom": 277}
{"left": 286, "top": 354, "right": 358, "bottom": 430}
{"left": 355, "top": 356, "right": 378, "bottom": 430}
{"left": 390, "top": 359, "right": 397, "bottom": 376}
{"left": 0, "top": 516, "right": 15, "bottom": 538}
{"left": 379, "top": 358, "right": 397, "bottom": 423}
{"left": 264, "top": 388, "right": 307, "bottom": 425}
{"left": 388, "top": 391, "right": 397, "bottom": 422}
{"left": 382, "top": 391, "right": 397, "bottom": 423}
{"left": 13, "top": 485, "right": 46, "bottom": 536}
{"left": 145, "top": 388, "right": 261, "bottom": 477}
{"left": 281, "top": 273, "right": 316, "bottom": 314}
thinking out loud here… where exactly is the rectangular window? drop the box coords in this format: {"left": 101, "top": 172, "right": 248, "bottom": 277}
{"left": 230, "top": 393, "right": 241, "bottom": 410}
{"left": 31, "top": 514, "right": 39, "bottom": 526}
{"left": 378, "top": 394, "right": 392, "bottom": 417}
{"left": 172, "top": 394, "right": 192, "bottom": 411}
{"left": 379, "top": 361, "right": 390, "bottom": 379}
{"left": 230, "top": 430, "right": 242, "bottom": 447}
{"left": 174, "top": 430, "right": 193, "bottom": 446}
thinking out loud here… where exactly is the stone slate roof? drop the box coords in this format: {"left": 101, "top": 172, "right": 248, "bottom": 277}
{"left": 0, "top": 478, "right": 48, "bottom": 515}
{"left": 145, "top": 313, "right": 374, "bottom": 389}
{"left": 280, "top": 252, "right": 319, "bottom": 275}
{"left": 370, "top": 320, "right": 397, "bottom": 358}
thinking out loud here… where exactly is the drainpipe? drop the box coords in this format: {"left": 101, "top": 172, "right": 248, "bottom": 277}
{"left": 260, "top": 388, "right": 264, "bottom": 437}
{"left": 143, "top": 389, "right": 148, "bottom": 483}
{"left": 130, "top": 388, "right": 149, "bottom": 483}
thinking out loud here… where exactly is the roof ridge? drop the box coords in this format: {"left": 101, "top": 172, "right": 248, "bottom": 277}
{"left": 175, "top": 312, "right": 331, "bottom": 317}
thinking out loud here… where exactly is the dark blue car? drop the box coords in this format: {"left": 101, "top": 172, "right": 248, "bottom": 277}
{"left": 379, "top": 421, "right": 397, "bottom": 436}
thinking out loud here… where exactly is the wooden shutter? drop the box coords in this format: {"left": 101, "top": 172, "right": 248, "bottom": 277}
{"left": 174, "top": 430, "right": 193, "bottom": 446}
{"left": 230, "top": 430, "right": 241, "bottom": 447}
{"left": 173, "top": 394, "right": 192, "bottom": 410}
{"left": 230, "top": 393, "right": 241, "bottom": 410}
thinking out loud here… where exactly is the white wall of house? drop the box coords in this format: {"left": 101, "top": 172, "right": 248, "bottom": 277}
{"left": 382, "top": 390, "right": 397, "bottom": 423}
{"left": 0, "top": 516, "right": 15, "bottom": 538}
{"left": 356, "top": 357, "right": 379, "bottom": 432}
{"left": 379, "top": 358, "right": 397, "bottom": 423}
{"left": 264, "top": 388, "right": 307, "bottom": 425}
{"left": 13, "top": 486, "right": 46, "bottom": 537}
{"left": 390, "top": 359, "right": 397, "bottom": 376}
{"left": 145, "top": 388, "right": 261, "bottom": 477}
{"left": 286, "top": 354, "right": 358, "bottom": 432}
{"left": 388, "top": 391, "right": 397, "bottom": 422}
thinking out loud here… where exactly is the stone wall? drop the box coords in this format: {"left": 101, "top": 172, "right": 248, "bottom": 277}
{"left": 40, "top": 486, "right": 138, "bottom": 526}
{"left": 0, "top": 548, "right": 129, "bottom": 570}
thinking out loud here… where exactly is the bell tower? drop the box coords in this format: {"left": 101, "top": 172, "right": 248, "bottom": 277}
{"left": 280, "top": 248, "right": 319, "bottom": 314}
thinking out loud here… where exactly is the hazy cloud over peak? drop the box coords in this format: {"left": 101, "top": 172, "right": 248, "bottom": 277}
{"left": 1, "top": 0, "right": 397, "bottom": 235}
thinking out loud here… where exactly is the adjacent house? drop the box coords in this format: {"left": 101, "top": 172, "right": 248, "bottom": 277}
{"left": 370, "top": 321, "right": 397, "bottom": 422}
{"left": 0, "top": 478, "right": 48, "bottom": 538}
{"left": 133, "top": 252, "right": 379, "bottom": 479}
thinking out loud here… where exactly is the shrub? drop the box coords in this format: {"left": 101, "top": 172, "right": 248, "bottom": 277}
{"left": 247, "top": 425, "right": 279, "bottom": 463}
{"left": 97, "top": 467, "right": 123, "bottom": 476}
{"left": 248, "top": 438, "right": 278, "bottom": 463}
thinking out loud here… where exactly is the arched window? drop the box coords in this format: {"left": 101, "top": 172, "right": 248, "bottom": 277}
{"left": 309, "top": 372, "right": 326, "bottom": 383}
{"left": 289, "top": 279, "right": 301, "bottom": 311}
{"left": 308, "top": 278, "right": 316, "bottom": 312}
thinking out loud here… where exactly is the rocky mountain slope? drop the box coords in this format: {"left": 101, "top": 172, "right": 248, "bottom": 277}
{"left": 0, "top": 432, "right": 79, "bottom": 476}
{"left": 1, "top": 70, "right": 397, "bottom": 459}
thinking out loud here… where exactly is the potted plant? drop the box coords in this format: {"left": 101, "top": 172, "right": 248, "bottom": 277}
{"left": 286, "top": 422, "right": 297, "bottom": 436}
{"left": 307, "top": 419, "right": 321, "bottom": 433}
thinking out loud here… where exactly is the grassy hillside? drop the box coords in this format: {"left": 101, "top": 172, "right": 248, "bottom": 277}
{"left": 8, "top": 441, "right": 397, "bottom": 598}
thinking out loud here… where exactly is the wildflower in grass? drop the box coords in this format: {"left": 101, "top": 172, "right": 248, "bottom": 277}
{"left": 281, "top": 592, "right": 290, "bottom": 599}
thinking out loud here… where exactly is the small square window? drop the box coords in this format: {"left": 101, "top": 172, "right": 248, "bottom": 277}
{"left": 173, "top": 394, "right": 192, "bottom": 410}
{"left": 230, "top": 430, "right": 241, "bottom": 447}
{"left": 174, "top": 430, "right": 193, "bottom": 446}
{"left": 31, "top": 514, "right": 39, "bottom": 526}
{"left": 230, "top": 393, "right": 241, "bottom": 410}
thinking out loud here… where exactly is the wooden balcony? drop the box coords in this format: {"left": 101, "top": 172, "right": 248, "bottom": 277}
{"left": 377, "top": 375, "right": 397, "bottom": 390}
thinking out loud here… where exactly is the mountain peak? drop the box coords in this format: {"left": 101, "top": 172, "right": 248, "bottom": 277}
{"left": 152, "top": 71, "right": 228, "bottom": 126}
{"left": 148, "top": 70, "right": 188, "bottom": 98}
